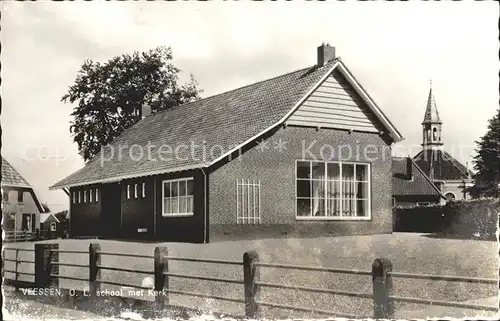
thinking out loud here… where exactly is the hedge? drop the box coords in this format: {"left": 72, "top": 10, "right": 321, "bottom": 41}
{"left": 393, "top": 198, "right": 499, "bottom": 240}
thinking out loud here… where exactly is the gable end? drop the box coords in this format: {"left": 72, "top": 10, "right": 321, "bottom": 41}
{"left": 285, "top": 70, "right": 383, "bottom": 133}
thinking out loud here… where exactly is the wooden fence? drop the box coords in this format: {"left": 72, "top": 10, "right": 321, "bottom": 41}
{"left": 3, "top": 243, "right": 498, "bottom": 319}
{"left": 4, "top": 231, "right": 35, "bottom": 243}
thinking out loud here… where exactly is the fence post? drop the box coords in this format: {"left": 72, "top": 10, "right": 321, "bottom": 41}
{"left": 243, "top": 251, "right": 260, "bottom": 318}
{"left": 89, "top": 243, "right": 101, "bottom": 301}
{"left": 35, "top": 243, "right": 59, "bottom": 288}
{"left": 372, "top": 258, "right": 393, "bottom": 319}
{"left": 154, "top": 246, "right": 169, "bottom": 310}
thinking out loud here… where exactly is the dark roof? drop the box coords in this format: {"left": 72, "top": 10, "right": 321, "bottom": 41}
{"left": 1, "top": 157, "right": 31, "bottom": 187}
{"left": 51, "top": 58, "right": 403, "bottom": 189}
{"left": 392, "top": 157, "right": 443, "bottom": 197}
{"left": 422, "top": 87, "right": 441, "bottom": 124}
{"left": 413, "top": 149, "right": 471, "bottom": 181}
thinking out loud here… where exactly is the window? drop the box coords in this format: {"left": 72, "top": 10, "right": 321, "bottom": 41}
{"left": 236, "top": 179, "right": 261, "bottom": 224}
{"left": 72, "top": 192, "right": 76, "bottom": 204}
{"left": 417, "top": 202, "right": 431, "bottom": 207}
{"left": 83, "top": 190, "right": 87, "bottom": 203}
{"left": 142, "top": 183, "right": 146, "bottom": 198}
{"left": 134, "top": 184, "right": 138, "bottom": 199}
{"left": 2, "top": 188, "right": 8, "bottom": 202}
{"left": 392, "top": 198, "right": 396, "bottom": 207}
{"left": 95, "top": 188, "right": 99, "bottom": 203}
{"left": 296, "top": 160, "right": 371, "bottom": 219}
{"left": 90, "top": 189, "right": 93, "bottom": 202}
{"left": 50, "top": 222, "right": 56, "bottom": 232}
{"left": 18, "top": 191, "right": 24, "bottom": 203}
{"left": 162, "top": 178, "right": 194, "bottom": 216}
{"left": 78, "top": 191, "right": 81, "bottom": 203}
{"left": 127, "top": 185, "right": 131, "bottom": 199}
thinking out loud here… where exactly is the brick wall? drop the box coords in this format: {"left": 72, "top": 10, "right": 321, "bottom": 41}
{"left": 208, "top": 126, "right": 393, "bottom": 241}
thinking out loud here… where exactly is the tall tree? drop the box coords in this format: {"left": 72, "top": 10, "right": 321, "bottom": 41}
{"left": 62, "top": 46, "right": 202, "bottom": 161}
{"left": 468, "top": 109, "right": 500, "bottom": 198}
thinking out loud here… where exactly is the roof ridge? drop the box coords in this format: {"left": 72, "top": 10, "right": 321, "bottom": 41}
{"left": 147, "top": 62, "right": 328, "bottom": 119}
{"left": 1, "top": 157, "right": 31, "bottom": 188}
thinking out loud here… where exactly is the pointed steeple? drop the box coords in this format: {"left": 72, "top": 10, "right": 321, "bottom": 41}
{"left": 422, "top": 80, "right": 442, "bottom": 125}
{"left": 421, "top": 80, "right": 443, "bottom": 149}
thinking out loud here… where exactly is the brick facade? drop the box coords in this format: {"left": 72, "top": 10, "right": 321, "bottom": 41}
{"left": 208, "top": 126, "right": 393, "bottom": 241}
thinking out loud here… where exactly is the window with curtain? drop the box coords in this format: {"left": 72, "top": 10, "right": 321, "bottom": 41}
{"left": 162, "top": 178, "right": 194, "bottom": 216}
{"left": 296, "top": 160, "right": 370, "bottom": 219}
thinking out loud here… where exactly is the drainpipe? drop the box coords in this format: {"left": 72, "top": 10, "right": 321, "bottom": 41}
{"left": 201, "top": 168, "right": 208, "bottom": 243}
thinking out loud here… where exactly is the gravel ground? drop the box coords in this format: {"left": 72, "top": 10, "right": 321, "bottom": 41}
{"left": 3, "top": 233, "right": 498, "bottom": 319}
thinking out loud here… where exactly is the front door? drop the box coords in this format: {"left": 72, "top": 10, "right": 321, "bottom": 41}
{"left": 22, "top": 213, "right": 36, "bottom": 232}
{"left": 100, "top": 184, "right": 122, "bottom": 238}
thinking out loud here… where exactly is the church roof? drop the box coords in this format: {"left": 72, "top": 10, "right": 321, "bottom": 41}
{"left": 422, "top": 87, "right": 442, "bottom": 124}
{"left": 413, "top": 149, "right": 471, "bottom": 181}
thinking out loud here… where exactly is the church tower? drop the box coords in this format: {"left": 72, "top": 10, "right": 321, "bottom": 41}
{"left": 421, "top": 82, "right": 443, "bottom": 149}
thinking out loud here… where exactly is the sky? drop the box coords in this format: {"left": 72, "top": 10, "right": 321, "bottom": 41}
{"left": 1, "top": 1, "right": 498, "bottom": 213}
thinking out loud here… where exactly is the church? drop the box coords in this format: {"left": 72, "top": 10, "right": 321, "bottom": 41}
{"left": 392, "top": 84, "right": 473, "bottom": 207}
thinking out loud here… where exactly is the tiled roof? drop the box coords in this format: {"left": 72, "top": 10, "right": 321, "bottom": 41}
{"left": 51, "top": 58, "right": 403, "bottom": 189}
{"left": 392, "top": 157, "right": 443, "bottom": 196}
{"left": 1, "top": 157, "right": 31, "bottom": 188}
{"left": 413, "top": 149, "right": 471, "bottom": 181}
{"left": 51, "top": 61, "right": 339, "bottom": 189}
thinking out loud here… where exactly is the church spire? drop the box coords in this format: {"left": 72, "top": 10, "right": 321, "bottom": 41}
{"left": 421, "top": 81, "right": 443, "bottom": 149}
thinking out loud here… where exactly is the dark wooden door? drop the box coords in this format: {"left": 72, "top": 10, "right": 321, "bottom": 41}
{"left": 101, "top": 184, "right": 122, "bottom": 238}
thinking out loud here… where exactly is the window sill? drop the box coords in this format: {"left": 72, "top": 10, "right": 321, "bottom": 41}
{"left": 296, "top": 216, "right": 371, "bottom": 221}
{"left": 162, "top": 214, "right": 194, "bottom": 218}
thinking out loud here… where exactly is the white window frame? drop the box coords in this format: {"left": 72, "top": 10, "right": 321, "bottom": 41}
{"left": 72, "top": 192, "right": 76, "bottom": 204}
{"left": 295, "top": 160, "right": 371, "bottom": 221}
{"left": 142, "top": 182, "right": 146, "bottom": 198}
{"left": 162, "top": 177, "right": 194, "bottom": 217}
{"left": 127, "top": 185, "right": 131, "bottom": 199}
{"left": 134, "top": 184, "right": 138, "bottom": 199}
{"left": 83, "top": 190, "right": 87, "bottom": 203}
{"left": 90, "top": 189, "right": 93, "bottom": 202}
{"left": 95, "top": 188, "right": 99, "bottom": 203}
{"left": 50, "top": 222, "right": 56, "bottom": 232}
{"left": 236, "top": 179, "right": 261, "bottom": 224}
{"left": 78, "top": 191, "right": 81, "bottom": 203}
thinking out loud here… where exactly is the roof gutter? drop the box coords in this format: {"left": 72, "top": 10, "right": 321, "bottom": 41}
{"left": 49, "top": 162, "right": 211, "bottom": 190}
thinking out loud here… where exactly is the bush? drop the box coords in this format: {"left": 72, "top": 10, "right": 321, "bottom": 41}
{"left": 393, "top": 198, "right": 499, "bottom": 240}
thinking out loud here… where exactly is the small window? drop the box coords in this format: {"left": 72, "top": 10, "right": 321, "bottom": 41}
{"left": 83, "top": 190, "right": 87, "bottom": 203}
{"left": 417, "top": 202, "right": 431, "bottom": 207}
{"left": 127, "top": 185, "right": 131, "bottom": 199}
{"left": 72, "top": 192, "right": 76, "bottom": 204}
{"left": 134, "top": 184, "right": 138, "bottom": 199}
{"left": 392, "top": 198, "right": 396, "bottom": 207}
{"left": 18, "top": 191, "right": 24, "bottom": 203}
{"left": 142, "top": 183, "right": 146, "bottom": 198}
{"left": 95, "top": 188, "right": 99, "bottom": 203}
{"left": 162, "top": 178, "right": 194, "bottom": 216}
{"left": 2, "top": 188, "right": 8, "bottom": 202}
{"left": 237, "top": 179, "right": 261, "bottom": 224}
{"left": 90, "top": 189, "right": 93, "bottom": 202}
{"left": 50, "top": 222, "right": 56, "bottom": 232}
{"left": 78, "top": 191, "right": 81, "bottom": 203}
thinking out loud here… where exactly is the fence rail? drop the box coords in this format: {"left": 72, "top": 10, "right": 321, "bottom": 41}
{"left": 388, "top": 271, "right": 497, "bottom": 285}
{"left": 3, "top": 243, "right": 498, "bottom": 319}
